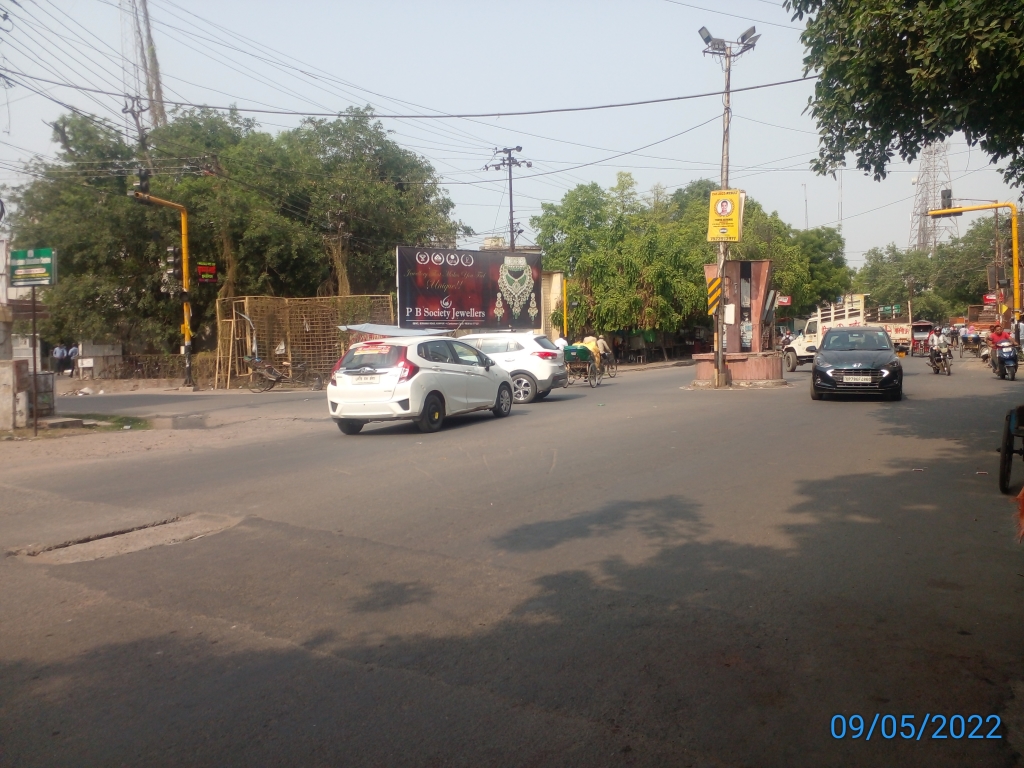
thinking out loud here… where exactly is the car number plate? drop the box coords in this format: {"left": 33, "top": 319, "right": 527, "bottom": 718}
{"left": 353, "top": 375, "right": 379, "bottom": 384}
{"left": 845, "top": 375, "right": 871, "bottom": 383}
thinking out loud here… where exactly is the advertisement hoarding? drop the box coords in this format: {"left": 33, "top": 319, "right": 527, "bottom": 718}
{"left": 397, "top": 247, "right": 542, "bottom": 330}
{"left": 706, "top": 190, "right": 746, "bottom": 243}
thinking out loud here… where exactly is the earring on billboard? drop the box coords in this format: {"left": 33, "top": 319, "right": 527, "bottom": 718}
{"left": 494, "top": 294, "right": 505, "bottom": 322}
{"left": 528, "top": 292, "right": 538, "bottom": 322}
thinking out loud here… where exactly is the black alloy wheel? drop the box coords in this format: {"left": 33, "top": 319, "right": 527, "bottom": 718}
{"left": 417, "top": 394, "right": 445, "bottom": 433}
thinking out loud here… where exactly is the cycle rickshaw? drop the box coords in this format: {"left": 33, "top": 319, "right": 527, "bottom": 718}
{"left": 564, "top": 345, "right": 602, "bottom": 387}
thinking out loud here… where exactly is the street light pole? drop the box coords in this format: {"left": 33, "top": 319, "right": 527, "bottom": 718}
{"left": 700, "top": 25, "right": 758, "bottom": 388}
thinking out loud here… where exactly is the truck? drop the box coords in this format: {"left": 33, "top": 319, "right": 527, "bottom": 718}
{"left": 782, "top": 294, "right": 912, "bottom": 372}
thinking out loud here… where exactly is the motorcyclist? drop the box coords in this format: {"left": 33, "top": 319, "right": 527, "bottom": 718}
{"left": 927, "top": 327, "right": 949, "bottom": 368}
{"left": 989, "top": 324, "right": 1013, "bottom": 371}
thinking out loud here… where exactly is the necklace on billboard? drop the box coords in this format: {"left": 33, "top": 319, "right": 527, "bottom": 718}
{"left": 497, "top": 255, "right": 534, "bottom": 320}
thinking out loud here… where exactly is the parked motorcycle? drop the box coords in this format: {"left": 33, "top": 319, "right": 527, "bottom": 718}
{"left": 928, "top": 343, "right": 953, "bottom": 376}
{"left": 990, "top": 341, "right": 1019, "bottom": 381}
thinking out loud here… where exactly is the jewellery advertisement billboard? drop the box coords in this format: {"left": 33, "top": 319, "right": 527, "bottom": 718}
{"left": 396, "top": 247, "right": 542, "bottom": 330}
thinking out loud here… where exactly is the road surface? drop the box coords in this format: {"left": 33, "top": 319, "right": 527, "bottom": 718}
{"left": 2, "top": 355, "right": 1023, "bottom": 766}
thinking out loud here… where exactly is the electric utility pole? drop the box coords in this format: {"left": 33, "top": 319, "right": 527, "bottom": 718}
{"left": 485, "top": 147, "right": 531, "bottom": 251}
{"left": 699, "top": 25, "right": 759, "bottom": 387}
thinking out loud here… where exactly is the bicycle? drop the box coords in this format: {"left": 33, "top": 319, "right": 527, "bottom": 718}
{"left": 245, "top": 357, "right": 324, "bottom": 392}
{"left": 602, "top": 352, "right": 618, "bottom": 378}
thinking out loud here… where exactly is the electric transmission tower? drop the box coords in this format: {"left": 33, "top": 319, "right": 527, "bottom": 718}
{"left": 909, "top": 142, "right": 957, "bottom": 255}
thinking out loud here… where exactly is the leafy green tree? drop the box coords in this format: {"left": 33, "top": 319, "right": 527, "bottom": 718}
{"left": 9, "top": 108, "right": 465, "bottom": 351}
{"left": 787, "top": 0, "right": 1024, "bottom": 185}
{"left": 792, "top": 227, "right": 852, "bottom": 313}
{"left": 854, "top": 244, "right": 947, "bottom": 321}
{"left": 534, "top": 174, "right": 845, "bottom": 341}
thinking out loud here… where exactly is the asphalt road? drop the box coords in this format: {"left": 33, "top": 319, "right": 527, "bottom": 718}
{"left": 3, "top": 354, "right": 1024, "bottom": 767}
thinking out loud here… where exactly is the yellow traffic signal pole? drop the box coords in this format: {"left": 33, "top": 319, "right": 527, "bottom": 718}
{"left": 929, "top": 202, "right": 1020, "bottom": 333}
{"left": 562, "top": 273, "right": 568, "bottom": 339}
{"left": 129, "top": 190, "right": 195, "bottom": 387}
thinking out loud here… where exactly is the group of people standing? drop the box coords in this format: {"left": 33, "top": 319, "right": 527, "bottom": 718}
{"left": 50, "top": 342, "right": 79, "bottom": 376}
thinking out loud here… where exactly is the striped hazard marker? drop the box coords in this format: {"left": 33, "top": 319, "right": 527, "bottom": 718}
{"left": 706, "top": 276, "right": 722, "bottom": 315}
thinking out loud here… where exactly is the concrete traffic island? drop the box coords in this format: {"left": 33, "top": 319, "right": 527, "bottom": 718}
{"left": 689, "top": 351, "right": 787, "bottom": 389}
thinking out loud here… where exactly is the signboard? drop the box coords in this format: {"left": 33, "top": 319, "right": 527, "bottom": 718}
{"left": 10, "top": 248, "right": 56, "bottom": 287}
{"left": 397, "top": 247, "right": 542, "bottom": 330}
{"left": 706, "top": 190, "right": 746, "bottom": 242}
{"left": 984, "top": 292, "right": 998, "bottom": 305}
{"left": 777, "top": 295, "right": 792, "bottom": 306}
{"left": 196, "top": 261, "right": 217, "bottom": 284}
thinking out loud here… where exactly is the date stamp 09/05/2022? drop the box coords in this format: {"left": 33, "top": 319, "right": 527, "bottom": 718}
{"left": 831, "top": 714, "right": 1002, "bottom": 741}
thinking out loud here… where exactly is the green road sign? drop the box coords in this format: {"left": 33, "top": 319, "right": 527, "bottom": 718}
{"left": 10, "top": 248, "right": 56, "bottom": 287}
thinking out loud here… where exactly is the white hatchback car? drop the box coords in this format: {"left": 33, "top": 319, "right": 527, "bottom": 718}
{"left": 327, "top": 337, "right": 513, "bottom": 435}
{"left": 461, "top": 332, "right": 567, "bottom": 404}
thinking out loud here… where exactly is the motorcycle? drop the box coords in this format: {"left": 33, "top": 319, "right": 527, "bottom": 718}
{"left": 928, "top": 342, "right": 953, "bottom": 376}
{"left": 994, "top": 341, "right": 1019, "bottom": 381}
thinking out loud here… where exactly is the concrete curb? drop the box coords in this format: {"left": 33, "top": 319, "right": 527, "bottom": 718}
{"left": 687, "top": 379, "right": 791, "bottom": 390}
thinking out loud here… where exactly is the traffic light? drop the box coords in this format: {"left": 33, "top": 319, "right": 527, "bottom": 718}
{"left": 162, "top": 246, "right": 182, "bottom": 294}
{"left": 932, "top": 188, "right": 961, "bottom": 218}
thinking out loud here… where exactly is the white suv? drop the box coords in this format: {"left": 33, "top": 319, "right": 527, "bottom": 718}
{"left": 461, "top": 332, "right": 567, "bottom": 404}
{"left": 327, "top": 337, "right": 513, "bottom": 435}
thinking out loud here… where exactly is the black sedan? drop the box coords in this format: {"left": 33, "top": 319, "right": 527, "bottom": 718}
{"left": 809, "top": 327, "right": 903, "bottom": 401}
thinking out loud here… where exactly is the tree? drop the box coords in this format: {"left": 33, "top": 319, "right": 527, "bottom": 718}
{"left": 854, "top": 244, "right": 948, "bottom": 321}
{"left": 792, "top": 227, "right": 852, "bottom": 313}
{"left": 533, "top": 175, "right": 844, "bottom": 341}
{"left": 8, "top": 108, "right": 465, "bottom": 351}
{"left": 787, "top": 0, "right": 1024, "bottom": 186}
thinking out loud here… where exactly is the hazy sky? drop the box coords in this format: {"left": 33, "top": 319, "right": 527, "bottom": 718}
{"left": 0, "top": 0, "right": 1014, "bottom": 266}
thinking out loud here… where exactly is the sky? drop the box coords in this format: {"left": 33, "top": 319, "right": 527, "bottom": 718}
{"left": 0, "top": 0, "right": 1015, "bottom": 268}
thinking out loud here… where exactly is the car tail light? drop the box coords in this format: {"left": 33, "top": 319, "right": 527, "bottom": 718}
{"left": 329, "top": 356, "right": 345, "bottom": 385}
{"left": 396, "top": 347, "right": 419, "bottom": 381}
{"left": 532, "top": 351, "right": 558, "bottom": 360}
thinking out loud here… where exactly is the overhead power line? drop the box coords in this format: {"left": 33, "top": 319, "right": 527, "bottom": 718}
{"left": 661, "top": 0, "right": 802, "bottom": 30}
{"left": 0, "top": 68, "right": 817, "bottom": 119}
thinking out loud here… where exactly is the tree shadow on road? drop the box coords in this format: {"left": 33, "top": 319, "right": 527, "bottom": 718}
{"left": 5, "top": 386, "right": 1024, "bottom": 767}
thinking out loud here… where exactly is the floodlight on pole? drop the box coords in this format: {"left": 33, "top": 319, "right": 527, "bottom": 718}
{"left": 699, "top": 24, "right": 759, "bottom": 388}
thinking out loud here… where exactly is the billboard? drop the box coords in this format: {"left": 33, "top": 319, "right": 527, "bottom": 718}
{"left": 706, "top": 190, "right": 746, "bottom": 242}
{"left": 397, "top": 247, "right": 542, "bottom": 330}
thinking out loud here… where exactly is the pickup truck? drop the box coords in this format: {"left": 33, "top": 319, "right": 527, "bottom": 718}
{"left": 782, "top": 295, "right": 911, "bottom": 372}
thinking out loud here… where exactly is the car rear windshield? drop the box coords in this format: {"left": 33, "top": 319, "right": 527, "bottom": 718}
{"left": 534, "top": 336, "right": 558, "bottom": 350}
{"left": 823, "top": 331, "right": 891, "bottom": 351}
{"left": 475, "top": 339, "right": 509, "bottom": 353}
{"left": 339, "top": 344, "right": 403, "bottom": 370}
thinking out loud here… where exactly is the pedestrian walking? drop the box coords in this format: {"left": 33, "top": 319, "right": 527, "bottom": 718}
{"left": 51, "top": 343, "right": 66, "bottom": 375}
{"left": 67, "top": 343, "right": 79, "bottom": 378}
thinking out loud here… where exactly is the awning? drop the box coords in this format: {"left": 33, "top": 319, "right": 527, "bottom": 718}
{"left": 337, "top": 323, "right": 452, "bottom": 337}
